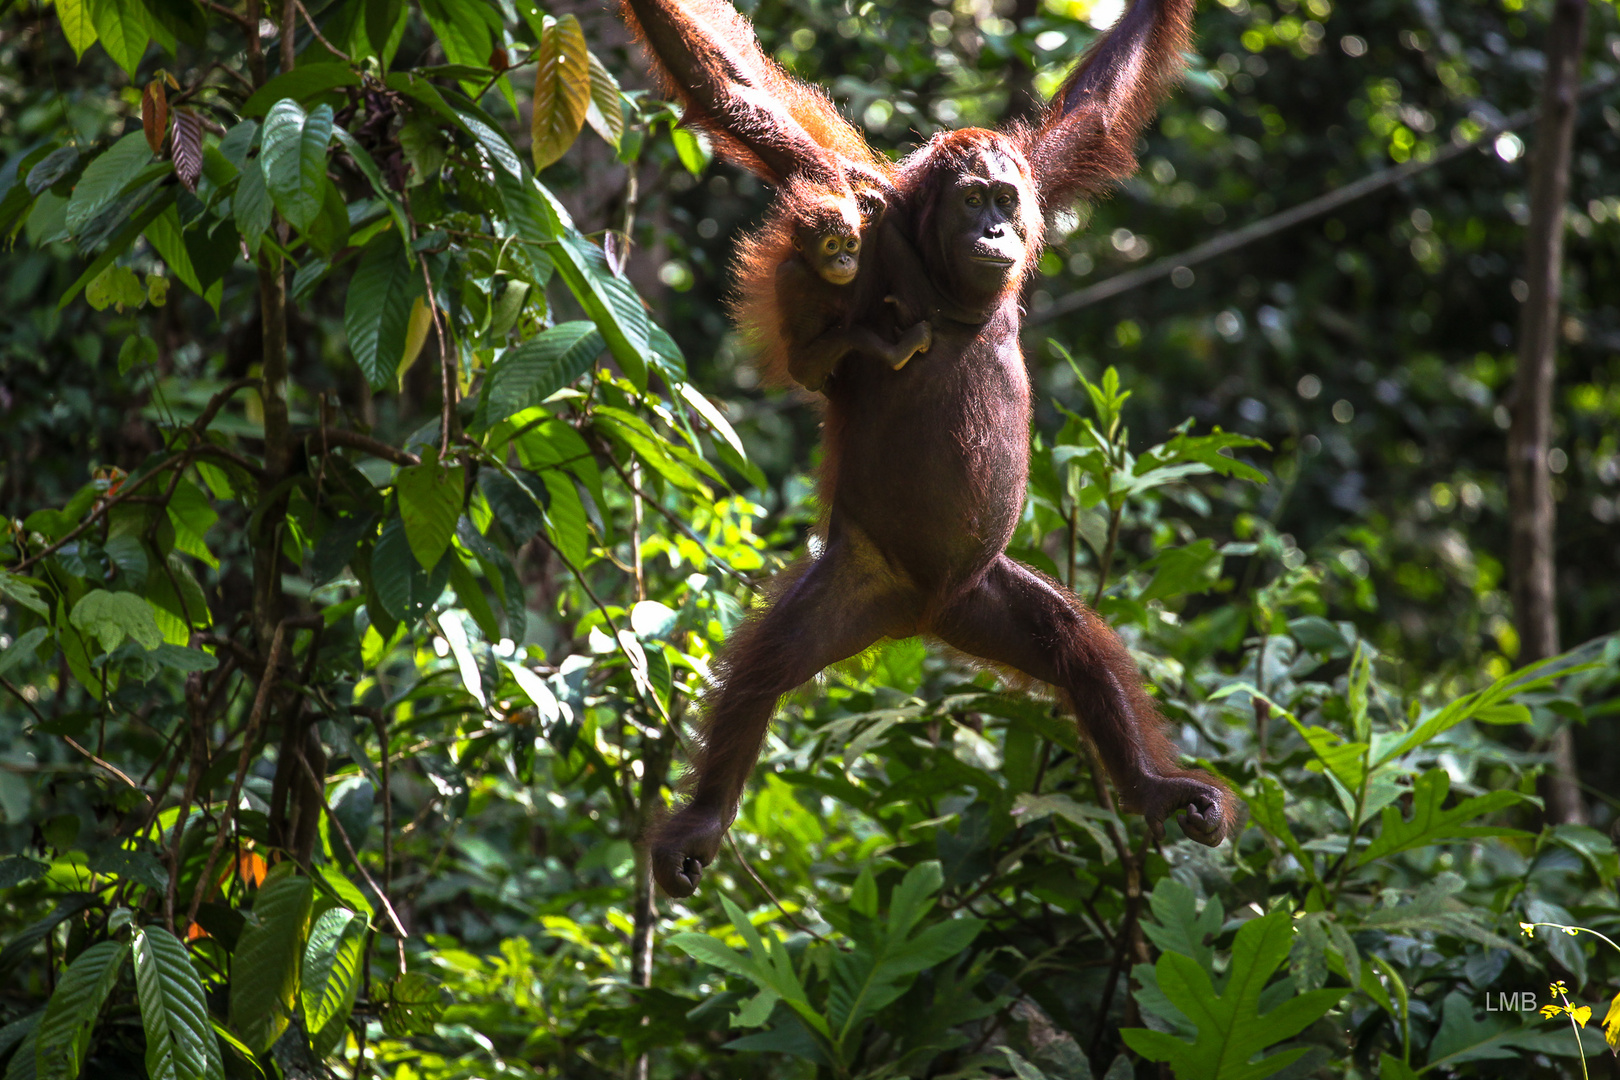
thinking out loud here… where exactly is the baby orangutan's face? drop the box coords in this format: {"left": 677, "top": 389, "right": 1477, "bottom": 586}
{"left": 796, "top": 226, "right": 860, "bottom": 286}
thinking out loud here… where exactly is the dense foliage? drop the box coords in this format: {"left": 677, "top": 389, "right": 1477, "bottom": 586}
{"left": 0, "top": 0, "right": 1617, "bottom": 1078}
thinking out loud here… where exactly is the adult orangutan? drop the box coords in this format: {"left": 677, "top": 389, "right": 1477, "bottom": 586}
{"left": 620, "top": 0, "right": 1238, "bottom": 898}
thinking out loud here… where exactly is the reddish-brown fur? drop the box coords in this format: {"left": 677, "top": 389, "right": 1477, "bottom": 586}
{"left": 728, "top": 176, "right": 865, "bottom": 387}
{"left": 618, "top": 0, "right": 1234, "bottom": 899}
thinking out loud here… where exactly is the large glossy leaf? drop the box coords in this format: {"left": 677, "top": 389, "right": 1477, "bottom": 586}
{"left": 260, "top": 100, "right": 332, "bottom": 231}
{"left": 531, "top": 14, "right": 590, "bottom": 170}
{"left": 482, "top": 321, "right": 602, "bottom": 424}
{"left": 396, "top": 453, "right": 464, "bottom": 571}
{"left": 233, "top": 156, "right": 271, "bottom": 255}
{"left": 227, "top": 872, "right": 313, "bottom": 1053}
{"left": 240, "top": 64, "right": 362, "bottom": 118}
{"left": 64, "top": 133, "right": 150, "bottom": 234}
{"left": 35, "top": 939, "right": 127, "bottom": 1080}
{"left": 344, "top": 229, "right": 421, "bottom": 389}
{"left": 300, "top": 908, "right": 366, "bottom": 1056}
{"left": 493, "top": 173, "right": 647, "bottom": 389}
{"left": 132, "top": 926, "right": 222, "bottom": 1080}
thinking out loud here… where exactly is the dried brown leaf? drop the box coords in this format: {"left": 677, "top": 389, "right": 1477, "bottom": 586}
{"left": 142, "top": 80, "right": 168, "bottom": 156}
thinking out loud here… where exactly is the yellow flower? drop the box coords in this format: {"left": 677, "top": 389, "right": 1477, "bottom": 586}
{"left": 1571, "top": 1006, "right": 1592, "bottom": 1029}
{"left": 1603, "top": 993, "right": 1620, "bottom": 1055}
{"left": 1520, "top": 921, "right": 1536, "bottom": 936}
{"left": 1551, "top": 981, "right": 1569, "bottom": 997}
{"left": 1543, "top": 1004, "right": 1566, "bottom": 1019}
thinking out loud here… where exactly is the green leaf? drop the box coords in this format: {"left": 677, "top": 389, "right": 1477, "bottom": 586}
{"left": 824, "top": 863, "right": 982, "bottom": 1043}
{"left": 228, "top": 873, "right": 313, "bottom": 1053}
{"left": 370, "top": 515, "right": 447, "bottom": 624}
{"left": 1237, "top": 775, "right": 1312, "bottom": 874}
{"left": 344, "top": 229, "right": 421, "bottom": 389}
{"left": 69, "top": 591, "right": 163, "bottom": 653}
{"left": 0, "top": 855, "right": 48, "bottom": 889}
{"left": 482, "top": 321, "right": 602, "bottom": 424}
{"left": 58, "top": 0, "right": 98, "bottom": 60}
{"left": 1374, "top": 651, "right": 1590, "bottom": 767}
{"left": 396, "top": 454, "right": 464, "bottom": 571}
{"left": 240, "top": 64, "right": 362, "bottom": 119}
{"left": 300, "top": 908, "right": 365, "bottom": 1055}
{"left": 531, "top": 13, "right": 590, "bottom": 170}
{"left": 143, "top": 205, "right": 205, "bottom": 299}
{"left": 87, "top": 0, "right": 150, "bottom": 76}
{"left": 584, "top": 50, "right": 624, "bottom": 149}
{"left": 1354, "top": 769, "right": 1532, "bottom": 867}
{"left": 330, "top": 127, "right": 412, "bottom": 248}
{"left": 495, "top": 174, "right": 648, "bottom": 389}
{"left": 1120, "top": 909, "right": 1344, "bottom": 1080}
{"left": 64, "top": 134, "right": 150, "bottom": 234}
{"left": 1424, "top": 991, "right": 1587, "bottom": 1068}
{"left": 364, "top": 0, "right": 403, "bottom": 60}
{"left": 0, "top": 572, "right": 50, "bottom": 617}
{"left": 1140, "top": 878, "right": 1223, "bottom": 973}
{"left": 593, "top": 408, "right": 712, "bottom": 499}
{"left": 35, "top": 939, "right": 127, "bottom": 1080}
{"left": 0, "top": 627, "right": 47, "bottom": 682}
{"left": 260, "top": 100, "right": 332, "bottom": 232}
{"left": 540, "top": 472, "right": 588, "bottom": 567}
{"left": 166, "top": 480, "right": 218, "bottom": 569}
{"left": 456, "top": 517, "right": 526, "bottom": 640}
{"left": 132, "top": 926, "right": 223, "bottom": 1080}
{"left": 6, "top": 1028, "right": 39, "bottom": 1080}
{"left": 380, "top": 973, "right": 446, "bottom": 1038}
{"left": 1140, "top": 539, "right": 1223, "bottom": 602}
{"left": 88, "top": 845, "right": 169, "bottom": 892}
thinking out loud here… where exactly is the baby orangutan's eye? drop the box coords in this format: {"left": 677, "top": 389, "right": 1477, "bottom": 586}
{"left": 822, "top": 236, "right": 841, "bottom": 254}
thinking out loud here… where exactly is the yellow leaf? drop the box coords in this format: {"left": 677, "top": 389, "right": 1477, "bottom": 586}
{"left": 398, "top": 295, "right": 433, "bottom": 387}
{"left": 1603, "top": 992, "right": 1620, "bottom": 1053}
{"left": 1571, "top": 1005, "right": 1592, "bottom": 1028}
{"left": 531, "top": 13, "right": 590, "bottom": 170}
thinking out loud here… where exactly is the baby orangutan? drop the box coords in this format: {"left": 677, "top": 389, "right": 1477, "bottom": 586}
{"left": 735, "top": 177, "right": 933, "bottom": 392}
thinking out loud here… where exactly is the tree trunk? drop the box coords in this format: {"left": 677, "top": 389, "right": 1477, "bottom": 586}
{"left": 1509, "top": 0, "right": 1588, "bottom": 826}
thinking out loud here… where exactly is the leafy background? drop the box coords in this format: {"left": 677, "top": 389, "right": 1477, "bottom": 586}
{"left": 0, "top": 0, "right": 1618, "bottom": 1077}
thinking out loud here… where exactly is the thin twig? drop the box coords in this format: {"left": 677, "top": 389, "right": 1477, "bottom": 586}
{"left": 317, "top": 428, "right": 421, "bottom": 466}
{"left": 602, "top": 452, "right": 757, "bottom": 590}
{"left": 0, "top": 676, "right": 47, "bottom": 726}
{"left": 295, "top": 753, "right": 410, "bottom": 966}
{"left": 294, "top": 0, "right": 349, "bottom": 61}
{"left": 186, "top": 619, "right": 290, "bottom": 930}
{"left": 199, "top": 0, "right": 253, "bottom": 31}
{"left": 417, "top": 258, "right": 454, "bottom": 457}
{"left": 9, "top": 456, "right": 188, "bottom": 573}
{"left": 726, "top": 833, "right": 834, "bottom": 945}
